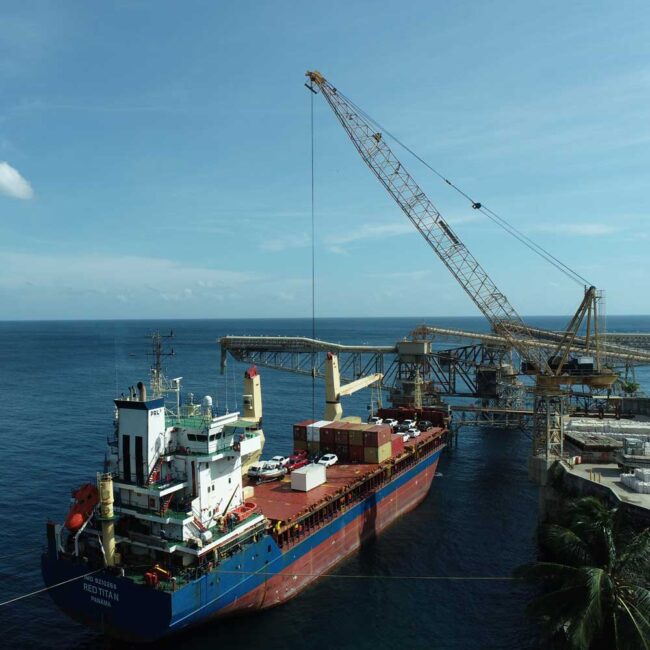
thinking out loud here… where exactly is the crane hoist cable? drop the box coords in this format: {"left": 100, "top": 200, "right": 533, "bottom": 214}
{"left": 333, "top": 87, "right": 591, "bottom": 288}
{"left": 310, "top": 79, "right": 317, "bottom": 420}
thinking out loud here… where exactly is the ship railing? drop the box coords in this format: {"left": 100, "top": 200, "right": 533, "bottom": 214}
{"left": 114, "top": 496, "right": 190, "bottom": 520}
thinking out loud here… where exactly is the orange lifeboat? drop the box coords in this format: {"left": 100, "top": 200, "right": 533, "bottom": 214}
{"left": 229, "top": 501, "right": 258, "bottom": 524}
{"left": 65, "top": 483, "right": 99, "bottom": 531}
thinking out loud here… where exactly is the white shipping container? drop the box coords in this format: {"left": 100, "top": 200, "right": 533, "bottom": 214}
{"left": 307, "top": 420, "right": 331, "bottom": 442}
{"left": 291, "top": 463, "right": 327, "bottom": 492}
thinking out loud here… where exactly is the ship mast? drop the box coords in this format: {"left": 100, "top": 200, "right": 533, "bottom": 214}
{"left": 149, "top": 330, "right": 175, "bottom": 398}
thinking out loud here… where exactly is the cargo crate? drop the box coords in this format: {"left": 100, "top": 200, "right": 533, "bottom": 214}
{"left": 364, "top": 441, "right": 392, "bottom": 464}
{"left": 334, "top": 429, "right": 349, "bottom": 445}
{"left": 293, "top": 419, "right": 316, "bottom": 440}
{"left": 334, "top": 443, "right": 349, "bottom": 461}
{"left": 349, "top": 430, "right": 364, "bottom": 447}
{"left": 349, "top": 445, "right": 365, "bottom": 463}
{"left": 391, "top": 434, "right": 405, "bottom": 457}
{"left": 364, "top": 426, "right": 392, "bottom": 448}
{"left": 291, "top": 464, "right": 326, "bottom": 492}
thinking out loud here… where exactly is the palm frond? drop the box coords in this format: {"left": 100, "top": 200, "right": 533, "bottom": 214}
{"left": 617, "top": 529, "right": 650, "bottom": 579}
{"left": 616, "top": 594, "right": 650, "bottom": 650}
{"left": 514, "top": 561, "right": 583, "bottom": 585}
{"left": 543, "top": 524, "right": 593, "bottom": 567}
{"left": 569, "top": 568, "right": 609, "bottom": 650}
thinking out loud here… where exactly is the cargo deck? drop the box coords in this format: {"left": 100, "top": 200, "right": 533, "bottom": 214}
{"left": 249, "top": 428, "right": 444, "bottom": 525}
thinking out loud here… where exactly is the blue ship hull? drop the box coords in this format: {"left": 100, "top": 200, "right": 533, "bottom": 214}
{"left": 42, "top": 447, "right": 442, "bottom": 642}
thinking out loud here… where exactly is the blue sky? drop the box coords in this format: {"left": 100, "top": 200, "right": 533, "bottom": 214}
{"left": 1, "top": 0, "right": 649, "bottom": 320}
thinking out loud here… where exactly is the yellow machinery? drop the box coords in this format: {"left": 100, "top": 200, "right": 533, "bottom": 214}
{"left": 98, "top": 472, "right": 116, "bottom": 567}
{"left": 324, "top": 352, "right": 382, "bottom": 420}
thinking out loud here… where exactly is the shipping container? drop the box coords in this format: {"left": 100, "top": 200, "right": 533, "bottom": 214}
{"left": 319, "top": 427, "right": 336, "bottom": 446}
{"left": 291, "top": 464, "right": 327, "bottom": 492}
{"left": 307, "top": 420, "right": 332, "bottom": 442}
{"left": 391, "top": 434, "right": 405, "bottom": 457}
{"left": 364, "top": 441, "right": 392, "bottom": 464}
{"left": 335, "top": 428, "right": 350, "bottom": 445}
{"left": 307, "top": 441, "right": 320, "bottom": 455}
{"left": 293, "top": 439, "right": 308, "bottom": 452}
{"left": 349, "top": 423, "right": 371, "bottom": 447}
{"left": 293, "top": 419, "right": 317, "bottom": 441}
{"left": 348, "top": 444, "right": 365, "bottom": 463}
{"left": 364, "top": 425, "right": 392, "bottom": 448}
{"left": 334, "top": 443, "right": 349, "bottom": 461}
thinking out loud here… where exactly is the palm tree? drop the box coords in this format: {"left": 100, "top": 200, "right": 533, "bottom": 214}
{"left": 516, "top": 496, "right": 650, "bottom": 649}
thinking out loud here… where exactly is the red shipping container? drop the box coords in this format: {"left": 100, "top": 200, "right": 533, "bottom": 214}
{"left": 320, "top": 428, "right": 336, "bottom": 446}
{"left": 334, "top": 443, "right": 349, "bottom": 461}
{"left": 348, "top": 445, "right": 365, "bottom": 463}
{"left": 293, "top": 419, "right": 316, "bottom": 441}
{"left": 335, "top": 429, "right": 349, "bottom": 445}
{"left": 364, "top": 425, "right": 392, "bottom": 448}
{"left": 391, "top": 434, "right": 405, "bottom": 457}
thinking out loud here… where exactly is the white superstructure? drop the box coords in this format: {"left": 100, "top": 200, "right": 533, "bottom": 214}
{"left": 105, "top": 368, "right": 264, "bottom": 566}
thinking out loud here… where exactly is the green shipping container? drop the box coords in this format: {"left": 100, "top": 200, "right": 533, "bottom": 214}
{"left": 307, "top": 441, "right": 320, "bottom": 455}
{"left": 293, "top": 439, "right": 308, "bottom": 452}
{"left": 349, "top": 423, "right": 371, "bottom": 447}
{"left": 363, "top": 441, "right": 392, "bottom": 464}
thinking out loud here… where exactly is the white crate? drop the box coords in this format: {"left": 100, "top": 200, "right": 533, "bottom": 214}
{"left": 291, "top": 463, "right": 326, "bottom": 492}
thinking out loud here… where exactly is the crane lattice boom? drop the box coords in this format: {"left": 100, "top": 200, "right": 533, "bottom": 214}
{"left": 306, "top": 70, "right": 553, "bottom": 376}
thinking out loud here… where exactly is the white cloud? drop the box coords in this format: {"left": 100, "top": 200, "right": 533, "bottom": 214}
{"left": 325, "top": 222, "right": 412, "bottom": 247}
{"left": 260, "top": 232, "right": 311, "bottom": 252}
{"left": 0, "top": 161, "right": 34, "bottom": 199}
{"left": 0, "top": 252, "right": 257, "bottom": 292}
{"left": 533, "top": 222, "right": 621, "bottom": 237}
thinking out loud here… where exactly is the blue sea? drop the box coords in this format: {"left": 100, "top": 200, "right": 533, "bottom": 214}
{"left": 2, "top": 316, "right": 650, "bottom": 649}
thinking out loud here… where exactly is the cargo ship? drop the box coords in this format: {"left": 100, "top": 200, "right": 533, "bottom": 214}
{"left": 42, "top": 343, "right": 447, "bottom": 643}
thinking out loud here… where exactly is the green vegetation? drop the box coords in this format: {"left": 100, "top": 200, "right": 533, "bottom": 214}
{"left": 516, "top": 497, "right": 650, "bottom": 649}
{"left": 621, "top": 381, "right": 641, "bottom": 396}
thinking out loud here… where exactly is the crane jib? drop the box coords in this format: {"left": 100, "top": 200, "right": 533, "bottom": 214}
{"left": 305, "top": 70, "right": 553, "bottom": 377}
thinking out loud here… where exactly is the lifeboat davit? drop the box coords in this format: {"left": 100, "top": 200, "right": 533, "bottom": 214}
{"left": 65, "top": 483, "right": 100, "bottom": 531}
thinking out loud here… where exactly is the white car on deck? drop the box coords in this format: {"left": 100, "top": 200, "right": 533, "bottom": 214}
{"left": 383, "top": 418, "right": 398, "bottom": 429}
{"left": 271, "top": 455, "right": 290, "bottom": 467}
{"left": 368, "top": 416, "right": 383, "bottom": 425}
{"left": 406, "top": 427, "right": 421, "bottom": 438}
{"left": 318, "top": 453, "right": 338, "bottom": 467}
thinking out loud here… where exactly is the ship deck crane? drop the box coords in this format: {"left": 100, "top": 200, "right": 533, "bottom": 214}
{"left": 305, "top": 70, "right": 616, "bottom": 469}
{"left": 325, "top": 352, "right": 382, "bottom": 421}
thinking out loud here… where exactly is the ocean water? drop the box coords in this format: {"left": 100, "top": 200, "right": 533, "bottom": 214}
{"left": 1, "top": 316, "right": 649, "bottom": 650}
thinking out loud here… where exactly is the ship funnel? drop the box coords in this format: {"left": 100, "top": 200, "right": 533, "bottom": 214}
{"left": 137, "top": 381, "right": 147, "bottom": 401}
